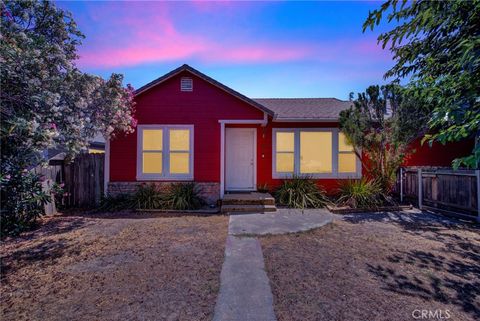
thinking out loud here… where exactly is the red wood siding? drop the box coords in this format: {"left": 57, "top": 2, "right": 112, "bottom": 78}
{"left": 403, "top": 138, "right": 474, "bottom": 167}
{"left": 109, "top": 70, "right": 264, "bottom": 182}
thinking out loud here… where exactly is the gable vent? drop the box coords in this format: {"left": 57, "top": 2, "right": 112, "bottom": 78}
{"left": 180, "top": 77, "right": 193, "bottom": 92}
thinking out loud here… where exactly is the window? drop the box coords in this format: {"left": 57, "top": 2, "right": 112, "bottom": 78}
{"left": 300, "top": 131, "right": 332, "bottom": 173}
{"left": 137, "top": 125, "right": 193, "bottom": 180}
{"left": 169, "top": 129, "right": 190, "bottom": 174}
{"left": 275, "top": 132, "right": 295, "bottom": 173}
{"left": 338, "top": 132, "right": 356, "bottom": 173}
{"left": 273, "top": 128, "right": 360, "bottom": 178}
{"left": 180, "top": 77, "right": 193, "bottom": 92}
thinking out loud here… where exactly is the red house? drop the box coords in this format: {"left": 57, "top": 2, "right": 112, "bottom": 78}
{"left": 105, "top": 64, "right": 472, "bottom": 204}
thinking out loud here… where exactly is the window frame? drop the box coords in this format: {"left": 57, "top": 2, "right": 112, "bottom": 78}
{"left": 137, "top": 124, "right": 194, "bottom": 181}
{"left": 272, "top": 128, "right": 361, "bottom": 179}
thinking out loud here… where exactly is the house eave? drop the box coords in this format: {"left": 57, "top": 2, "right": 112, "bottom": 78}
{"left": 272, "top": 117, "right": 339, "bottom": 123}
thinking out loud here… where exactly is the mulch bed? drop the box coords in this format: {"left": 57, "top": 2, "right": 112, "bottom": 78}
{"left": 1, "top": 213, "right": 228, "bottom": 321}
{"left": 260, "top": 212, "right": 480, "bottom": 321}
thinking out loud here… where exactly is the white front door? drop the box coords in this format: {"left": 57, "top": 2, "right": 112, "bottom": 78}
{"left": 225, "top": 128, "right": 256, "bottom": 191}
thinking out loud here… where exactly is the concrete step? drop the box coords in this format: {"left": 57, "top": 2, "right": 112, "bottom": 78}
{"left": 222, "top": 193, "right": 275, "bottom": 206}
{"left": 221, "top": 204, "right": 277, "bottom": 214}
{"left": 222, "top": 198, "right": 275, "bottom": 206}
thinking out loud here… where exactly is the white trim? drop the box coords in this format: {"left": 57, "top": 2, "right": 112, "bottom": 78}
{"left": 225, "top": 128, "right": 257, "bottom": 191}
{"left": 262, "top": 112, "right": 268, "bottom": 127}
{"left": 218, "top": 118, "right": 266, "bottom": 198}
{"left": 220, "top": 122, "right": 225, "bottom": 198}
{"left": 272, "top": 128, "right": 362, "bottom": 179}
{"left": 136, "top": 124, "right": 194, "bottom": 181}
{"left": 104, "top": 137, "right": 110, "bottom": 196}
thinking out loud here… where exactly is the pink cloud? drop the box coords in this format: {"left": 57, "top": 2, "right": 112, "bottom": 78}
{"left": 75, "top": 2, "right": 391, "bottom": 69}
{"left": 77, "top": 5, "right": 313, "bottom": 68}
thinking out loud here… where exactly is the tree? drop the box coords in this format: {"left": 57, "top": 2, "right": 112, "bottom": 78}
{"left": 339, "top": 84, "right": 430, "bottom": 191}
{"left": 363, "top": 0, "right": 480, "bottom": 168}
{"left": 0, "top": 0, "right": 136, "bottom": 235}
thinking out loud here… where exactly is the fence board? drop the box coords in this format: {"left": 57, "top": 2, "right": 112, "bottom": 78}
{"left": 396, "top": 167, "right": 479, "bottom": 220}
{"left": 36, "top": 153, "right": 104, "bottom": 211}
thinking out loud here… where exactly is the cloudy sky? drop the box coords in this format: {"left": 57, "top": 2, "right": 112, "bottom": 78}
{"left": 58, "top": 1, "right": 395, "bottom": 100}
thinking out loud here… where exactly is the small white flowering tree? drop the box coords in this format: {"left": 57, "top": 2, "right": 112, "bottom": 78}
{"left": 0, "top": 0, "right": 136, "bottom": 235}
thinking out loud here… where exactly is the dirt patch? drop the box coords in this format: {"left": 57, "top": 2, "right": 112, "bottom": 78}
{"left": 260, "top": 212, "right": 480, "bottom": 321}
{"left": 1, "top": 213, "right": 228, "bottom": 321}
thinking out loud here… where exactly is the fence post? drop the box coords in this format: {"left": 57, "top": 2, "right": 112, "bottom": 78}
{"left": 476, "top": 169, "right": 480, "bottom": 223}
{"left": 400, "top": 167, "right": 403, "bottom": 203}
{"left": 418, "top": 168, "right": 423, "bottom": 210}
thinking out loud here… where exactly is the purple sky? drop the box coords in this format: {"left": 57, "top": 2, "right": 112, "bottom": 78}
{"left": 58, "top": 1, "right": 395, "bottom": 100}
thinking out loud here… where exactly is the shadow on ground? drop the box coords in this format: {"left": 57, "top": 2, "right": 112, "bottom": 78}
{"left": 62, "top": 209, "right": 222, "bottom": 220}
{"left": 344, "top": 211, "right": 480, "bottom": 318}
{"left": 0, "top": 217, "right": 89, "bottom": 281}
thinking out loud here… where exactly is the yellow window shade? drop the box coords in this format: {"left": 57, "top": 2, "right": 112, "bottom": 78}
{"left": 300, "top": 131, "right": 332, "bottom": 173}
{"left": 143, "top": 152, "right": 162, "bottom": 174}
{"left": 339, "top": 132, "right": 354, "bottom": 152}
{"left": 339, "top": 153, "right": 357, "bottom": 173}
{"left": 143, "top": 129, "right": 163, "bottom": 150}
{"left": 170, "top": 152, "right": 190, "bottom": 174}
{"left": 170, "top": 129, "right": 190, "bottom": 151}
{"left": 276, "top": 153, "right": 294, "bottom": 173}
{"left": 276, "top": 132, "right": 294, "bottom": 152}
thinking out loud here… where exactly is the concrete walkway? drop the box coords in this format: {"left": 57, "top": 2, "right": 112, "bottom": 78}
{"left": 212, "top": 236, "right": 276, "bottom": 321}
{"left": 229, "top": 208, "right": 336, "bottom": 236}
{"left": 213, "top": 208, "right": 335, "bottom": 321}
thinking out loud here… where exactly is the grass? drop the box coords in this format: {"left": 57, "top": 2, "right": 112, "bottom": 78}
{"left": 0, "top": 212, "right": 229, "bottom": 321}
{"left": 260, "top": 212, "right": 480, "bottom": 321}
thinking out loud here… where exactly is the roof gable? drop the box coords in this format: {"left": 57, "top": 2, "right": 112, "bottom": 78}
{"left": 135, "top": 64, "right": 274, "bottom": 116}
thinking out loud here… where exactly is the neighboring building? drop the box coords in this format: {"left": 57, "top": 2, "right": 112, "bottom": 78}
{"left": 105, "top": 64, "right": 472, "bottom": 204}
{"left": 87, "top": 133, "right": 106, "bottom": 154}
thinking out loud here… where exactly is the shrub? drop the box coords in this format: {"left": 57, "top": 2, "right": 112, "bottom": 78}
{"left": 133, "top": 184, "right": 163, "bottom": 210}
{"left": 162, "top": 182, "right": 204, "bottom": 210}
{"left": 274, "top": 175, "right": 329, "bottom": 209}
{"left": 336, "top": 179, "right": 388, "bottom": 209}
{"left": 98, "top": 193, "right": 135, "bottom": 212}
{"left": 0, "top": 169, "right": 51, "bottom": 237}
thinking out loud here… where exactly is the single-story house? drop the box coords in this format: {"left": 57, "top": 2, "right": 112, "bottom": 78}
{"left": 105, "top": 64, "right": 473, "bottom": 204}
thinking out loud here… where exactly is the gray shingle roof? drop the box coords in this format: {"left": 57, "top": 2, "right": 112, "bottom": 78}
{"left": 253, "top": 98, "right": 353, "bottom": 121}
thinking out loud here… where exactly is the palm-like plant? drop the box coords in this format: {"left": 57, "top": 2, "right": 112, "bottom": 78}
{"left": 336, "top": 179, "right": 388, "bottom": 209}
{"left": 275, "top": 175, "right": 330, "bottom": 209}
{"left": 134, "top": 184, "right": 163, "bottom": 209}
{"left": 162, "top": 182, "right": 204, "bottom": 210}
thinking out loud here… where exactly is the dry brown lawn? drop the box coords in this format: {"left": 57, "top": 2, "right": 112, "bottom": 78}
{"left": 1, "top": 212, "right": 228, "bottom": 321}
{"left": 261, "top": 211, "right": 480, "bottom": 321}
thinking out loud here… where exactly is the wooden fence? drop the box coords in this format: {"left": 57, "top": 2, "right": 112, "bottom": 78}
{"left": 396, "top": 167, "right": 480, "bottom": 222}
{"left": 36, "top": 153, "right": 104, "bottom": 213}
